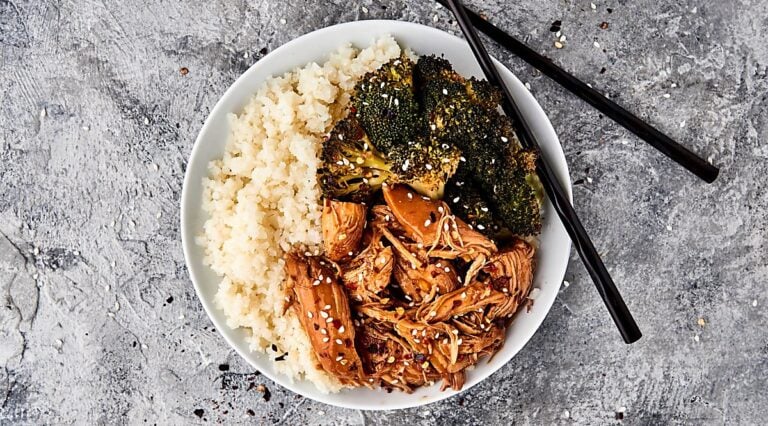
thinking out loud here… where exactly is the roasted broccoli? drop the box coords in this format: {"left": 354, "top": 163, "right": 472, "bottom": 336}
{"left": 414, "top": 55, "right": 502, "bottom": 113}
{"left": 416, "top": 55, "right": 542, "bottom": 236}
{"left": 319, "top": 117, "right": 392, "bottom": 202}
{"left": 318, "top": 117, "right": 460, "bottom": 202}
{"left": 352, "top": 55, "right": 424, "bottom": 154}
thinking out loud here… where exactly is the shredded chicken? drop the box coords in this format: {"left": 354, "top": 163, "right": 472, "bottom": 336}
{"left": 284, "top": 252, "right": 365, "bottom": 386}
{"left": 283, "top": 185, "right": 537, "bottom": 392}
{"left": 321, "top": 199, "right": 367, "bottom": 262}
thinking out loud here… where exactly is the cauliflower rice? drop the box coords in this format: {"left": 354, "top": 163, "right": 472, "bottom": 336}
{"left": 198, "top": 36, "right": 401, "bottom": 392}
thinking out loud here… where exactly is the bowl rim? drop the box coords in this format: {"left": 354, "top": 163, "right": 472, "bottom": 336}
{"left": 181, "top": 19, "right": 572, "bottom": 410}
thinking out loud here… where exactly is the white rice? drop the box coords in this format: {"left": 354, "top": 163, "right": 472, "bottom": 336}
{"left": 198, "top": 36, "right": 401, "bottom": 392}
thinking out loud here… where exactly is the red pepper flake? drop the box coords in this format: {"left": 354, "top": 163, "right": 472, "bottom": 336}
{"left": 599, "top": 22, "right": 609, "bottom": 29}
{"left": 179, "top": 67, "right": 189, "bottom": 76}
{"left": 332, "top": 318, "right": 342, "bottom": 329}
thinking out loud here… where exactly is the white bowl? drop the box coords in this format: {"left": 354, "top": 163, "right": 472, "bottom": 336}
{"left": 181, "top": 20, "right": 572, "bottom": 410}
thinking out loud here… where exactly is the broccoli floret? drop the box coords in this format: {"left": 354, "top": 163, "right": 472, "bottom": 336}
{"left": 352, "top": 55, "right": 424, "bottom": 153}
{"left": 387, "top": 137, "right": 461, "bottom": 199}
{"left": 415, "top": 55, "right": 502, "bottom": 113}
{"left": 487, "top": 150, "right": 541, "bottom": 236}
{"left": 318, "top": 117, "right": 461, "bottom": 201}
{"left": 319, "top": 117, "right": 393, "bottom": 202}
{"left": 444, "top": 167, "right": 504, "bottom": 236}
{"left": 416, "top": 55, "right": 541, "bottom": 236}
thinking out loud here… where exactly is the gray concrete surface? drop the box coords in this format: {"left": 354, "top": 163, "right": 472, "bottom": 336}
{"left": 1, "top": 0, "right": 766, "bottom": 424}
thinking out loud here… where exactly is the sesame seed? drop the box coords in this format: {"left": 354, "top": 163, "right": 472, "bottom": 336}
{"left": 322, "top": 337, "right": 329, "bottom": 343}
{"left": 326, "top": 317, "right": 334, "bottom": 323}
{"left": 394, "top": 98, "right": 399, "bottom": 106}
{"left": 413, "top": 338, "right": 421, "bottom": 343}
{"left": 323, "top": 304, "right": 331, "bottom": 310}
{"left": 459, "top": 156, "right": 466, "bottom": 162}
{"left": 554, "top": 41, "right": 564, "bottom": 49}
{"left": 338, "top": 325, "right": 345, "bottom": 333}
{"left": 442, "top": 88, "right": 448, "bottom": 95}
{"left": 387, "top": 356, "right": 395, "bottom": 363}
{"left": 477, "top": 224, "right": 486, "bottom": 230}
{"left": 437, "top": 206, "right": 444, "bottom": 213}
{"left": 402, "top": 159, "right": 409, "bottom": 171}
{"left": 307, "top": 312, "right": 313, "bottom": 318}
{"left": 480, "top": 207, "right": 489, "bottom": 212}
{"left": 452, "top": 197, "right": 460, "bottom": 203}
{"left": 335, "top": 339, "right": 343, "bottom": 345}
{"left": 425, "top": 163, "right": 433, "bottom": 170}
{"left": 444, "top": 267, "right": 450, "bottom": 273}
{"left": 452, "top": 329, "right": 459, "bottom": 335}
{"left": 320, "top": 311, "right": 329, "bottom": 319}
{"left": 501, "top": 136, "right": 509, "bottom": 143}
{"left": 312, "top": 280, "right": 321, "bottom": 286}
{"left": 424, "top": 219, "right": 432, "bottom": 227}
{"left": 429, "top": 311, "right": 437, "bottom": 317}
{"left": 321, "top": 328, "right": 327, "bottom": 335}
{"left": 407, "top": 192, "right": 413, "bottom": 199}
{"left": 336, "top": 355, "right": 344, "bottom": 362}
{"left": 457, "top": 338, "right": 463, "bottom": 345}
{"left": 340, "top": 359, "right": 348, "bottom": 365}
{"left": 442, "top": 338, "right": 449, "bottom": 345}
{"left": 318, "top": 274, "right": 324, "bottom": 281}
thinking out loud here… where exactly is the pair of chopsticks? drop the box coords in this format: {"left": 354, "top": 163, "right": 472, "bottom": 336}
{"left": 441, "top": 0, "right": 720, "bottom": 344}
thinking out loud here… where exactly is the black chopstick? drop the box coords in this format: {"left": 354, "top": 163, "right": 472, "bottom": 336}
{"left": 445, "top": 0, "right": 642, "bottom": 344}
{"left": 436, "top": 0, "right": 719, "bottom": 184}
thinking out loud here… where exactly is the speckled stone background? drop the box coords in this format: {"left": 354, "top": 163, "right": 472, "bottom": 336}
{"left": 1, "top": 0, "right": 766, "bottom": 424}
